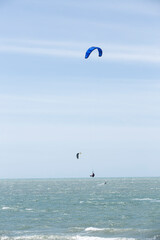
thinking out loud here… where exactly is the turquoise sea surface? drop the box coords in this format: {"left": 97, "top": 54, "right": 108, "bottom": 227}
{"left": 0, "top": 178, "right": 160, "bottom": 240}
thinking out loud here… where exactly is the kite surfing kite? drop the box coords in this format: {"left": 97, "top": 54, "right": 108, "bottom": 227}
{"left": 85, "top": 46, "right": 103, "bottom": 59}
{"left": 76, "top": 152, "right": 82, "bottom": 159}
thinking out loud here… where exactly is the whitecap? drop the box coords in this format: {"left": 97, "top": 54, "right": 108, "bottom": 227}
{"left": 72, "top": 236, "right": 136, "bottom": 240}
{"left": 85, "top": 227, "right": 106, "bottom": 232}
{"left": 133, "top": 198, "right": 160, "bottom": 202}
{"left": 2, "top": 207, "right": 13, "bottom": 210}
{"left": 133, "top": 198, "right": 153, "bottom": 201}
{"left": 84, "top": 227, "right": 140, "bottom": 234}
{"left": 0, "top": 235, "right": 137, "bottom": 240}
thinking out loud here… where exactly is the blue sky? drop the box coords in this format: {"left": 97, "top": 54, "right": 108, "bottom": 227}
{"left": 0, "top": 0, "right": 160, "bottom": 178}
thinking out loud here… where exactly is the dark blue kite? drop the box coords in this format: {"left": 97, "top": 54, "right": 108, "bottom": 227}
{"left": 85, "top": 46, "right": 103, "bottom": 59}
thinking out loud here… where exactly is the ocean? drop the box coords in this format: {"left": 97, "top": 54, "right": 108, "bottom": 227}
{"left": 0, "top": 178, "right": 160, "bottom": 240}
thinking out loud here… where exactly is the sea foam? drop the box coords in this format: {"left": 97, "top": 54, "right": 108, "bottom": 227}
{"left": 0, "top": 235, "right": 137, "bottom": 240}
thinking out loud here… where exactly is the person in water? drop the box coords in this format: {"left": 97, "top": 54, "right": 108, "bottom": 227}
{"left": 90, "top": 172, "right": 95, "bottom": 177}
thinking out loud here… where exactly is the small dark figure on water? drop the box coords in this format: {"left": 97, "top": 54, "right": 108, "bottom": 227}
{"left": 90, "top": 172, "right": 95, "bottom": 177}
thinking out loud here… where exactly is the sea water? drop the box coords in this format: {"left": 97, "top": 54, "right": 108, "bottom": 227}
{"left": 0, "top": 178, "right": 160, "bottom": 240}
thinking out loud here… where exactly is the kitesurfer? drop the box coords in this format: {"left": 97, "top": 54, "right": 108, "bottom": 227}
{"left": 90, "top": 172, "right": 95, "bottom": 177}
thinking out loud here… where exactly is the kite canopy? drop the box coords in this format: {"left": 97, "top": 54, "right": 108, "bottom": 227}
{"left": 76, "top": 152, "right": 82, "bottom": 159}
{"left": 85, "top": 46, "right": 103, "bottom": 59}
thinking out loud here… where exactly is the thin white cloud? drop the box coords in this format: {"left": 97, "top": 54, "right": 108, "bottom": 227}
{"left": 26, "top": 0, "right": 160, "bottom": 17}
{"left": 1, "top": 89, "right": 160, "bottom": 122}
{"left": 0, "top": 39, "right": 160, "bottom": 63}
{"left": 0, "top": 45, "right": 82, "bottom": 58}
{"left": 106, "top": 0, "right": 160, "bottom": 16}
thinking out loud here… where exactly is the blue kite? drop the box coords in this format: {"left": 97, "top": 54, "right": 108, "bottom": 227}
{"left": 85, "top": 46, "right": 103, "bottom": 59}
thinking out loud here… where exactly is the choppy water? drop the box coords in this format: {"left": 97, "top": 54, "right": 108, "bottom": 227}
{"left": 0, "top": 178, "right": 160, "bottom": 240}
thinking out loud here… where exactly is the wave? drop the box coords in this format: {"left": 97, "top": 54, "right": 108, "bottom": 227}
{"left": 1, "top": 206, "right": 16, "bottom": 210}
{"left": 85, "top": 227, "right": 106, "bottom": 232}
{"left": 73, "top": 236, "right": 136, "bottom": 240}
{"left": 133, "top": 198, "right": 160, "bottom": 203}
{"left": 0, "top": 235, "right": 137, "bottom": 240}
{"left": 2, "top": 207, "right": 12, "bottom": 210}
{"left": 84, "top": 227, "right": 151, "bottom": 234}
{"left": 1, "top": 207, "right": 34, "bottom": 211}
